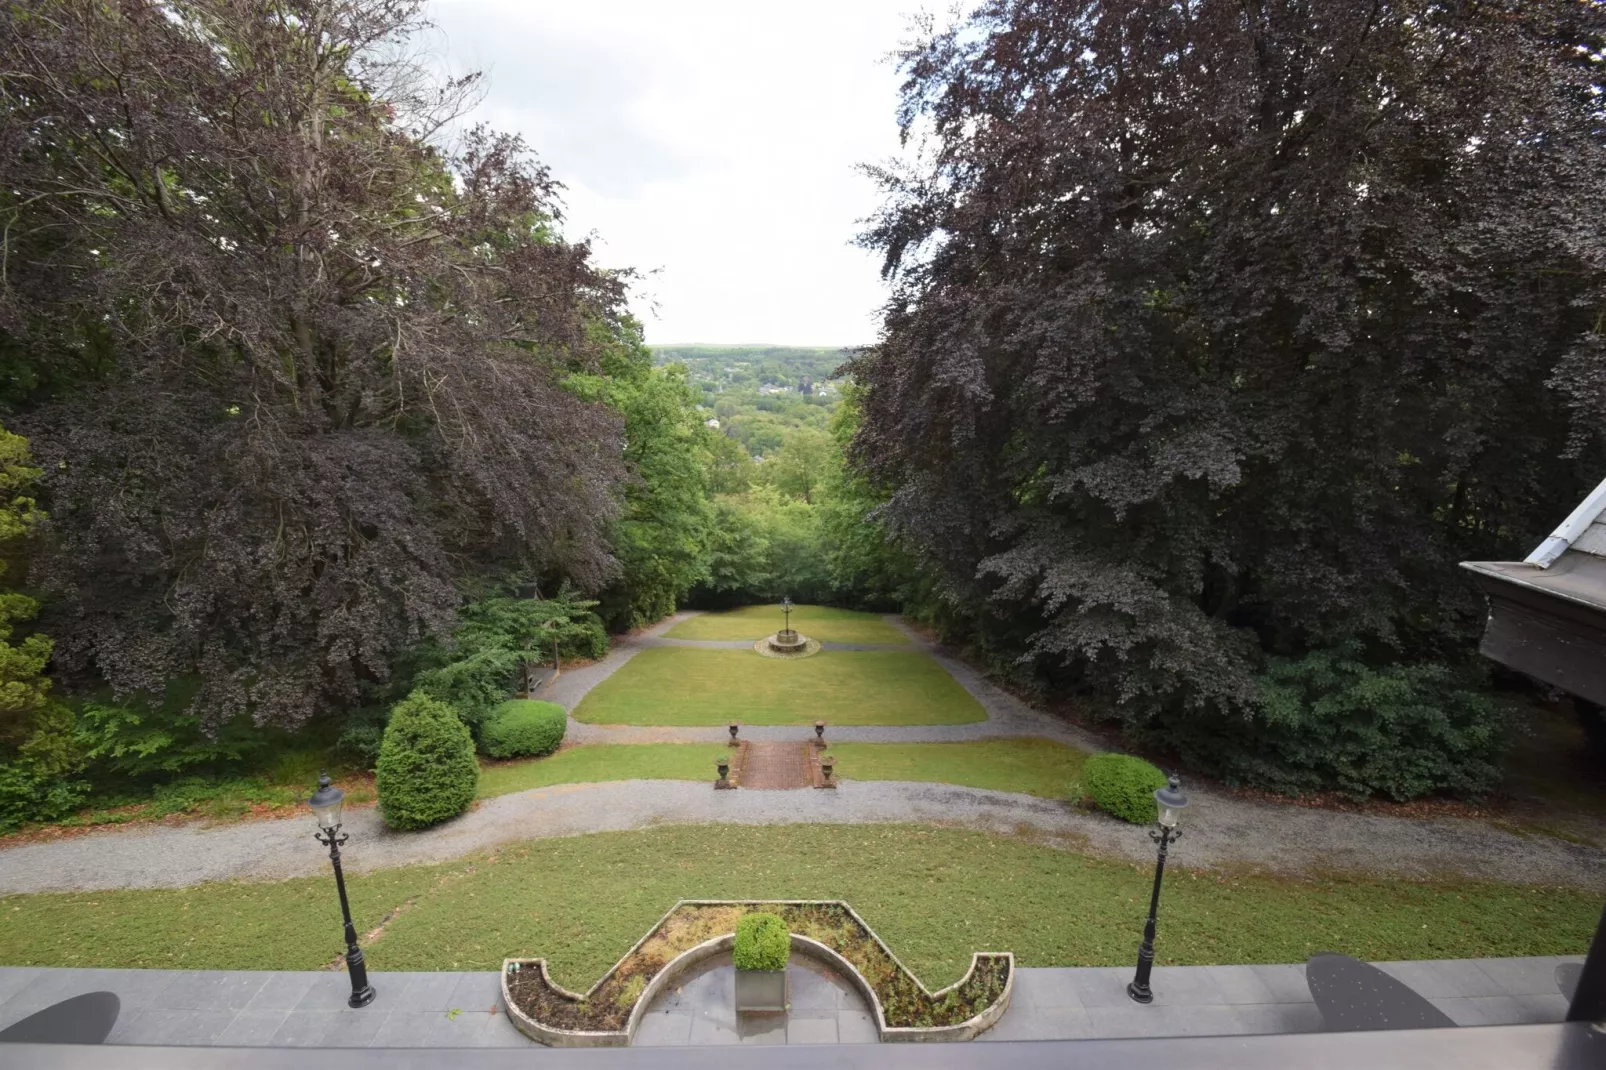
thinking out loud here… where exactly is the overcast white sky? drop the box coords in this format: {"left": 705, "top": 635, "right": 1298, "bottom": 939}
{"left": 429, "top": 0, "right": 922, "bottom": 347}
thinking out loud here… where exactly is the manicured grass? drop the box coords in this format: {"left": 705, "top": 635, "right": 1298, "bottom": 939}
{"left": 0, "top": 825, "right": 1592, "bottom": 988}
{"left": 572, "top": 648, "right": 986, "bottom": 726}
{"left": 830, "top": 739, "right": 1089, "bottom": 800}
{"left": 665, "top": 604, "right": 908, "bottom": 644}
{"left": 478, "top": 744, "right": 727, "bottom": 798}
{"left": 477, "top": 739, "right": 1085, "bottom": 799}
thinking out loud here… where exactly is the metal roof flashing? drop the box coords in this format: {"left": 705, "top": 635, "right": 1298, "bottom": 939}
{"left": 1524, "top": 476, "right": 1606, "bottom": 568}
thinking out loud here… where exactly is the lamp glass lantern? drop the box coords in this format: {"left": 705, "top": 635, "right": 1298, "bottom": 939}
{"left": 1154, "top": 777, "right": 1187, "bottom": 829}
{"left": 309, "top": 774, "right": 345, "bottom": 829}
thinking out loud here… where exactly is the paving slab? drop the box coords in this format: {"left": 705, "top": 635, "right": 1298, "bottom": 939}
{"left": 216, "top": 1011, "right": 294, "bottom": 1046}
{"left": 981, "top": 1004, "right": 1094, "bottom": 1041}
{"left": 1374, "top": 959, "right": 1509, "bottom": 999}
{"left": 785, "top": 1016, "right": 838, "bottom": 1044}
{"left": 1202, "top": 964, "right": 1280, "bottom": 1005}
{"left": 1475, "top": 956, "right": 1580, "bottom": 996}
{"left": 0, "top": 956, "right": 1583, "bottom": 1048}
{"left": 1249, "top": 963, "right": 1313, "bottom": 1003}
{"left": 241, "top": 973, "right": 319, "bottom": 1014}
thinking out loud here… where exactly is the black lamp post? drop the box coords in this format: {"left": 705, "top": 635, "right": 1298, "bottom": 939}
{"left": 1127, "top": 775, "right": 1188, "bottom": 1005}
{"left": 309, "top": 773, "right": 377, "bottom": 1008}
{"left": 781, "top": 596, "right": 793, "bottom": 638}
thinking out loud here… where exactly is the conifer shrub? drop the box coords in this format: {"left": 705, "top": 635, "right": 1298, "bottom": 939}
{"left": 1082, "top": 753, "right": 1168, "bottom": 825}
{"left": 376, "top": 691, "right": 478, "bottom": 830}
{"left": 480, "top": 700, "right": 567, "bottom": 759}
{"left": 733, "top": 912, "right": 790, "bottom": 971}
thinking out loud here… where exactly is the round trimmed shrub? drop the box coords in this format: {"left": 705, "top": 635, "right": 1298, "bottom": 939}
{"left": 733, "top": 912, "right": 790, "bottom": 972}
{"left": 376, "top": 690, "right": 478, "bottom": 830}
{"left": 479, "top": 699, "right": 566, "bottom": 759}
{"left": 1082, "top": 752, "right": 1169, "bottom": 824}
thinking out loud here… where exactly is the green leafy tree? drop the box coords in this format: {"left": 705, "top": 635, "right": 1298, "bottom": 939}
{"left": 0, "top": 425, "right": 81, "bottom": 829}
{"left": 3, "top": 1, "right": 630, "bottom": 729}
{"left": 819, "top": 389, "right": 920, "bottom": 610}
{"left": 414, "top": 587, "right": 606, "bottom": 729}
{"left": 766, "top": 430, "right": 834, "bottom": 504}
{"left": 568, "top": 321, "right": 715, "bottom": 629}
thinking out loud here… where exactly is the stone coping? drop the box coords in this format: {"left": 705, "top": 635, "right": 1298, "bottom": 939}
{"left": 499, "top": 899, "right": 1014, "bottom": 1046}
{"left": 754, "top": 635, "right": 822, "bottom": 659}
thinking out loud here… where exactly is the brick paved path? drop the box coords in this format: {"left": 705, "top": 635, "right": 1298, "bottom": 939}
{"left": 737, "top": 742, "right": 812, "bottom": 789}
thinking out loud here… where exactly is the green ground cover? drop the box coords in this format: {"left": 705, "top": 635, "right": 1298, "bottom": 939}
{"left": 477, "top": 739, "right": 1085, "bottom": 799}
{"left": 0, "top": 825, "right": 1590, "bottom": 986}
{"left": 572, "top": 648, "right": 986, "bottom": 726}
{"left": 477, "top": 744, "right": 728, "bottom": 797}
{"left": 5, "top": 746, "right": 374, "bottom": 834}
{"left": 830, "top": 739, "right": 1089, "bottom": 799}
{"left": 665, "top": 604, "right": 908, "bottom": 644}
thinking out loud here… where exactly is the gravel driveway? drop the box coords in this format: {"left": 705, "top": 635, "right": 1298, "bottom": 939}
{"left": 4, "top": 611, "right": 1603, "bottom": 897}
{"left": 3, "top": 778, "right": 1604, "bottom": 895}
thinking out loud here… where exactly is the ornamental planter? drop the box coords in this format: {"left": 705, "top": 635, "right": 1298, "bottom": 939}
{"left": 734, "top": 969, "right": 788, "bottom": 1015}
{"left": 500, "top": 900, "right": 1013, "bottom": 1047}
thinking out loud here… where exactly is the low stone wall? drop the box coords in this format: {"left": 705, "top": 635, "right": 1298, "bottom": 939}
{"left": 499, "top": 898, "right": 1015, "bottom": 1047}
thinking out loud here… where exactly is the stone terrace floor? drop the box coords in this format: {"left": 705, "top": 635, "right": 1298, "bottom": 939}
{"left": 0, "top": 956, "right": 1579, "bottom": 1048}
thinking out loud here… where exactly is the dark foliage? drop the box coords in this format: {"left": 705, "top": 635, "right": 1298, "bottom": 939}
{"left": 375, "top": 689, "right": 477, "bottom": 830}
{"left": 1081, "top": 752, "right": 1168, "bottom": 824}
{"left": 479, "top": 699, "right": 565, "bottom": 760}
{"left": 1154, "top": 646, "right": 1511, "bottom": 800}
{"left": 852, "top": 0, "right": 1606, "bottom": 790}
{"left": 0, "top": 1, "right": 631, "bottom": 729}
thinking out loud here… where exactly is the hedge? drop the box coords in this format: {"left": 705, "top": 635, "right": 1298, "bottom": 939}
{"left": 480, "top": 699, "right": 567, "bottom": 759}
{"left": 1082, "top": 752, "right": 1168, "bottom": 825}
{"left": 733, "top": 912, "right": 790, "bottom": 971}
{"left": 375, "top": 691, "right": 478, "bottom": 830}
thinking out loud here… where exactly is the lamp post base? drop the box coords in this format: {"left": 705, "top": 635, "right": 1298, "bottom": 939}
{"left": 1126, "top": 980, "right": 1153, "bottom": 1004}
{"left": 348, "top": 984, "right": 377, "bottom": 1009}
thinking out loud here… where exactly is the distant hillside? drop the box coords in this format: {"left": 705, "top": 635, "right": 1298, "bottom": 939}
{"left": 650, "top": 345, "right": 852, "bottom": 392}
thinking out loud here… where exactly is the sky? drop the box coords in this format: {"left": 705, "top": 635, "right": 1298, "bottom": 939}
{"left": 429, "top": 0, "right": 923, "bottom": 347}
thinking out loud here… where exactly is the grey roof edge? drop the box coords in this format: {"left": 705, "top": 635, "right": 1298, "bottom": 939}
{"left": 1524, "top": 476, "right": 1606, "bottom": 568}
{"left": 1459, "top": 558, "right": 1606, "bottom": 615}
{"left": 6, "top": 1024, "right": 1606, "bottom": 1070}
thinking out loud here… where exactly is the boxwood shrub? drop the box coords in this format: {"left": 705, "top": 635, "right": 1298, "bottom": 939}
{"left": 1082, "top": 752, "right": 1168, "bottom": 825}
{"left": 375, "top": 691, "right": 478, "bottom": 830}
{"left": 733, "top": 912, "right": 790, "bottom": 972}
{"left": 480, "top": 699, "right": 566, "bottom": 759}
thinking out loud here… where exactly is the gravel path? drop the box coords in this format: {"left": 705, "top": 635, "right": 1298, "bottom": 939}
{"left": 5, "top": 611, "right": 1603, "bottom": 896}
{"left": 3, "top": 778, "right": 1603, "bottom": 895}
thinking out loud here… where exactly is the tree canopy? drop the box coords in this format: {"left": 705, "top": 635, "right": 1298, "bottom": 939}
{"left": 851, "top": 0, "right": 1606, "bottom": 760}
{"left": 1, "top": 0, "right": 637, "bottom": 727}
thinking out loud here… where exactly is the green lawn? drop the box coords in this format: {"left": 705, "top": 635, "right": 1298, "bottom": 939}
{"left": 477, "top": 744, "right": 728, "bottom": 797}
{"left": 477, "top": 739, "right": 1085, "bottom": 799}
{"left": 830, "top": 739, "right": 1089, "bottom": 800}
{"left": 665, "top": 604, "right": 909, "bottom": 644}
{"left": 0, "top": 825, "right": 1591, "bottom": 988}
{"left": 572, "top": 648, "right": 986, "bottom": 725}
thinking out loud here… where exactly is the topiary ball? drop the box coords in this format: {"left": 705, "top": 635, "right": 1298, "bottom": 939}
{"left": 376, "top": 690, "right": 479, "bottom": 830}
{"left": 1082, "top": 752, "right": 1169, "bottom": 824}
{"left": 480, "top": 699, "right": 566, "bottom": 759}
{"left": 733, "top": 912, "right": 790, "bottom": 972}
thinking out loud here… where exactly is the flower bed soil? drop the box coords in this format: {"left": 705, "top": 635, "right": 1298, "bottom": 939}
{"left": 503, "top": 900, "right": 1010, "bottom": 1037}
